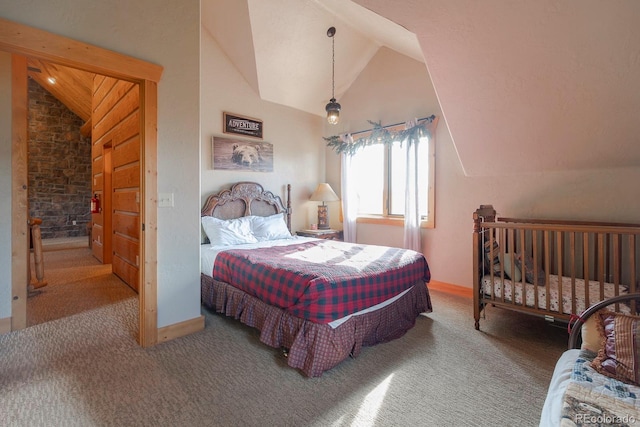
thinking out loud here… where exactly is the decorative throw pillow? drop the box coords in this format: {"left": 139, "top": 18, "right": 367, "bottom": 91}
{"left": 514, "top": 252, "right": 545, "bottom": 285}
{"left": 592, "top": 311, "right": 640, "bottom": 385}
{"left": 580, "top": 312, "right": 602, "bottom": 353}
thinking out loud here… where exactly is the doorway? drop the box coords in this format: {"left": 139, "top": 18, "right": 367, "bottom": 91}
{"left": 6, "top": 20, "right": 161, "bottom": 347}
{"left": 25, "top": 72, "right": 134, "bottom": 327}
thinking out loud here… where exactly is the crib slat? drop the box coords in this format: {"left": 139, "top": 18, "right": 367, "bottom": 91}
{"left": 598, "top": 233, "right": 605, "bottom": 302}
{"left": 542, "top": 230, "right": 550, "bottom": 312}
{"left": 491, "top": 229, "right": 500, "bottom": 304}
{"left": 583, "top": 232, "right": 590, "bottom": 309}
{"left": 630, "top": 234, "right": 636, "bottom": 295}
{"left": 570, "top": 232, "right": 577, "bottom": 315}
{"left": 491, "top": 229, "right": 498, "bottom": 303}
{"left": 507, "top": 228, "right": 519, "bottom": 307}
{"left": 631, "top": 235, "right": 637, "bottom": 313}
{"left": 521, "top": 228, "right": 533, "bottom": 310}
{"left": 556, "top": 231, "right": 563, "bottom": 314}
{"left": 613, "top": 234, "right": 620, "bottom": 311}
{"left": 613, "top": 234, "right": 620, "bottom": 289}
{"left": 500, "top": 228, "right": 510, "bottom": 305}
{"left": 497, "top": 231, "right": 502, "bottom": 304}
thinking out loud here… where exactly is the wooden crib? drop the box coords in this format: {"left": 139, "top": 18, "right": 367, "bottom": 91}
{"left": 472, "top": 205, "right": 640, "bottom": 330}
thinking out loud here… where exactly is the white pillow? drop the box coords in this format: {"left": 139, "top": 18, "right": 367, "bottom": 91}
{"left": 201, "top": 216, "right": 258, "bottom": 246}
{"left": 250, "top": 213, "right": 292, "bottom": 241}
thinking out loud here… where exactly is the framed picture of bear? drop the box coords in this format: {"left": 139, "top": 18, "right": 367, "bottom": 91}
{"left": 212, "top": 136, "right": 274, "bottom": 172}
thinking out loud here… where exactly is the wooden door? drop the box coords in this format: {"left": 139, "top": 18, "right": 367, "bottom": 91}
{"left": 91, "top": 75, "right": 140, "bottom": 292}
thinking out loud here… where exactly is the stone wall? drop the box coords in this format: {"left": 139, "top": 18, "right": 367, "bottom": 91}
{"left": 28, "top": 78, "right": 92, "bottom": 239}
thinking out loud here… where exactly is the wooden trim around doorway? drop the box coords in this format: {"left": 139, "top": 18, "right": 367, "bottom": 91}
{"left": 11, "top": 54, "right": 28, "bottom": 330}
{"left": 6, "top": 18, "right": 162, "bottom": 347}
{"left": 140, "top": 79, "right": 158, "bottom": 346}
{"left": 0, "top": 18, "right": 162, "bottom": 83}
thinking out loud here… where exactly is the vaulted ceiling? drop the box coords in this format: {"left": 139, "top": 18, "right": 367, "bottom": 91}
{"left": 201, "top": 0, "right": 423, "bottom": 118}
{"left": 204, "top": 0, "right": 640, "bottom": 177}
{"left": 34, "top": 0, "right": 640, "bottom": 177}
{"left": 34, "top": 0, "right": 416, "bottom": 142}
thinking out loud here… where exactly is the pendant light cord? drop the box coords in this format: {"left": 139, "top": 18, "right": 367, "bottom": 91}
{"left": 332, "top": 33, "right": 335, "bottom": 100}
{"left": 325, "top": 26, "right": 340, "bottom": 124}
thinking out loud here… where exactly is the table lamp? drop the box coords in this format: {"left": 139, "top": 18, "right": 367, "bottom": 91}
{"left": 309, "top": 183, "right": 339, "bottom": 229}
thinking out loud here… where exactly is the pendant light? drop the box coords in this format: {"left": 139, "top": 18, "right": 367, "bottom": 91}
{"left": 325, "top": 26, "right": 341, "bottom": 125}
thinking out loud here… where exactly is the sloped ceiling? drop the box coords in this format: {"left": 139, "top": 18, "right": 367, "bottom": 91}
{"left": 202, "top": 0, "right": 422, "bottom": 117}
{"left": 27, "top": 58, "right": 94, "bottom": 135}
{"left": 351, "top": 0, "right": 640, "bottom": 176}
{"left": 204, "top": 0, "right": 640, "bottom": 177}
{"left": 24, "top": 2, "right": 640, "bottom": 177}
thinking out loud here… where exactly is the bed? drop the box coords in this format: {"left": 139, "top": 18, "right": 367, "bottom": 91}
{"left": 540, "top": 293, "right": 640, "bottom": 426}
{"left": 200, "top": 181, "right": 432, "bottom": 377}
{"left": 472, "top": 205, "right": 640, "bottom": 330}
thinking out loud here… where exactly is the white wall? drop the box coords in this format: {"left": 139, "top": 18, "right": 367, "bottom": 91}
{"left": 326, "top": 46, "right": 640, "bottom": 289}
{"left": 0, "top": 0, "right": 202, "bottom": 328}
{"left": 200, "top": 26, "right": 325, "bottom": 233}
{"left": 0, "top": 52, "right": 11, "bottom": 320}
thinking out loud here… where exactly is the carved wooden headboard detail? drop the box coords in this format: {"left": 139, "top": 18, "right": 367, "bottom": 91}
{"left": 200, "top": 182, "right": 292, "bottom": 232}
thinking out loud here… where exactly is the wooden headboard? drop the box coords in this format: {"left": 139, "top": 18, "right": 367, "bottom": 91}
{"left": 200, "top": 182, "right": 292, "bottom": 231}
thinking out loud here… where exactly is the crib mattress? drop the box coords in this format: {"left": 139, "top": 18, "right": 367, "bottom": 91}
{"left": 481, "top": 274, "right": 628, "bottom": 315}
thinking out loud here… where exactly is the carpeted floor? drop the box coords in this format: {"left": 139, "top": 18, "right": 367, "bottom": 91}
{"left": 2, "top": 248, "right": 567, "bottom": 426}
{"left": 27, "top": 246, "right": 136, "bottom": 327}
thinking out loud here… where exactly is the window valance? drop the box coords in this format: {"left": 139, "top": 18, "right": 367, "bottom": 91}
{"left": 324, "top": 115, "right": 438, "bottom": 155}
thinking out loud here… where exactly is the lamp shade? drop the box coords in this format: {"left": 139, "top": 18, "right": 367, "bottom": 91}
{"left": 309, "top": 183, "right": 339, "bottom": 202}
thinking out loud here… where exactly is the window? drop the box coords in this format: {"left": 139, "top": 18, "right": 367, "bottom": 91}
{"left": 350, "top": 135, "right": 434, "bottom": 227}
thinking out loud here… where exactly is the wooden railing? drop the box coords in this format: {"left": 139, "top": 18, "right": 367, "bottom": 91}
{"left": 29, "top": 217, "right": 47, "bottom": 290}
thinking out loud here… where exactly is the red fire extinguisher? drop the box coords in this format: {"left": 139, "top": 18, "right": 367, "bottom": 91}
{"left": 91, "top": 194, "right": 100, "bottom": 214}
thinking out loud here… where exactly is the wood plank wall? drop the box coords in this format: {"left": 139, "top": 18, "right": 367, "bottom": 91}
{"left": 91, "top": 75, "right": 140, "bottom": 292}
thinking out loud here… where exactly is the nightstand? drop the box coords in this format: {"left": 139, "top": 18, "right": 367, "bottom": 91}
{"left": 296, "top": 229, "right": 343, "bottom": 241}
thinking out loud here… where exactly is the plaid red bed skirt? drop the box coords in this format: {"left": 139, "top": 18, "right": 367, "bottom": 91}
{"left": 212, "top": 240, "right": 431, "bottom": 324}
{"left": 201, "top": 274, "right": 432, "bottom": 377}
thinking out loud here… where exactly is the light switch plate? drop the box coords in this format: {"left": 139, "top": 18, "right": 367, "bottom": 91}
{"left": 159, "top": 193, "right": 174, "bottom": 208}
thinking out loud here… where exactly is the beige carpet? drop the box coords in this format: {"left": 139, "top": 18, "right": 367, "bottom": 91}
{"left": 2, "top": 247, "right": 567, "bottom": 426}
{"left": 27, "top": 245, "right": 136, "bottom": 327}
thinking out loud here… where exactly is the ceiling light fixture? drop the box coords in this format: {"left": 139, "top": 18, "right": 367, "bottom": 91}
{"left": 47, "top": 76, "right": 56, "bottom": 85}
{"left": 325, "top": 26, "right": 341, "bottom": 125}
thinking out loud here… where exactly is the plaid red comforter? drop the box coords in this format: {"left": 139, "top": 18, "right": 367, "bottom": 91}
{"left": 212, "top": 240, "right": 431, "bottom": 323}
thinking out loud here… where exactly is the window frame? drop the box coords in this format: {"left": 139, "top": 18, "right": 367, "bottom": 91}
{"left": 351, "top": 129, "right": 435, "bottom": 229}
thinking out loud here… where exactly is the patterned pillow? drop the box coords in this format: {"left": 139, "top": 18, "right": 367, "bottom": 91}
{"left": 514, "top": 252, "right": 545, "bottom": 285}
{"left": 483, "top": 240, "right": 521, "bottom": 281}
{"left": 580, "top": 313, "right": 602, "bottom": 353}
{"left": 592, "top": 312, "right": 640, "bottom": 386}
{"left": 483, "top": 239, "right": 502, "bottom": 276}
